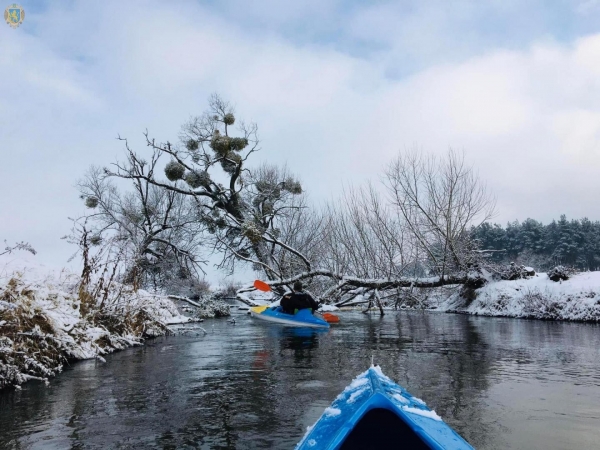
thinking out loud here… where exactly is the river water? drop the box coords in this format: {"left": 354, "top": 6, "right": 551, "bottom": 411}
{"left": 1, "top": 309, "right": 600, "bottom": 449}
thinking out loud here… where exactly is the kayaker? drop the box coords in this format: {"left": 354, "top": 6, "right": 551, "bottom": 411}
{"left": 280, "top": 281, "right": 319, "bottom": 315}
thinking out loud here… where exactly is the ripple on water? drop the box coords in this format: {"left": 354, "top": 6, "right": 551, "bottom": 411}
{"left": 296, "top": 380, "right": 327, "bottom": 389}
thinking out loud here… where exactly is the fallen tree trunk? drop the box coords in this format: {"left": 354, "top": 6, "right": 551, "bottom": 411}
{"left": 240, "top": 269, "right": 469, "bottom": 291}
{"left": 234, "top": 293, "right": 262, "bottom": 307}
{"left": 167, "top": 295, "right": 203, "bottom": 308}
{"left": 235, "top": 269, "right": 480, "bottom": 307}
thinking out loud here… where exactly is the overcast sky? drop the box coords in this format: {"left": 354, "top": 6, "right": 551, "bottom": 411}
{"left": 2, "top": 0, "right": 600, "bottom": 283}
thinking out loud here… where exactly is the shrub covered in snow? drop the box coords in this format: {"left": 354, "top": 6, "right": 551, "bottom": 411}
{"left": 213, "top": 279, "right": 243, "bottom": 299}
{"left": 520, "top": 289, "right": 568, "bottom": 320}
{"left": 0, "top": 263, "right": 192, "bottom": 390}
{"left": 500, "top": 262, "right": 535, "bottom": 280}
{"left": 547, "top": 265, "right": 577, "bottom": 282}
{"left": 192, "top": 294, "right": 231, "bottom": 318}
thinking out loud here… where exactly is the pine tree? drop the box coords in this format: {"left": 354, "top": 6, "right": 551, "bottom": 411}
{"left": 471, "top": 215, "right": 600, "bottom": 271}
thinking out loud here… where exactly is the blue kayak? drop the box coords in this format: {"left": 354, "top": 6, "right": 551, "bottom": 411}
{"left": 296, "top": 366, "right": 473, "bottom": 449}
{"left": 250, "top": 305, "right": 330, "bottom": 329}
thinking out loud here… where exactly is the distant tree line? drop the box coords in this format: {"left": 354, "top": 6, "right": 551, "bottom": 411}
{"left": 472, "top": 215, "right": 600, "bottom": 271}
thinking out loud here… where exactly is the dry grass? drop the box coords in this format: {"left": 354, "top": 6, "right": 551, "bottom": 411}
{"left": 0, "top": 278, "right": 66, "bottom": 389}
{"left": 0, "top": 268, "right": 178, "bottom": 390}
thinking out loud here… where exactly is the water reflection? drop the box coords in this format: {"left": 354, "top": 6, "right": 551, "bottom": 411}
{"left": 1, "top": 311, "right": 600, "bottom": 449}
{"left": 279, "top": 327, "right": 324, "bottom": 350}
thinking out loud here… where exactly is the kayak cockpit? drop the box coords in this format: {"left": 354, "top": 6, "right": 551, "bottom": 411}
{"left": 339, "top": 407, "right": 431, "bottom": 450}
{"left": 296, "top": 366, "right": 473, "bottom": 450}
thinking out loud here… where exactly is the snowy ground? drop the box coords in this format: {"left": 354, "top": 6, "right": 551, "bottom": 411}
{"left": 0, "top": 256, "right": 197, "bottom": 390}
{"left": 437, "top": 271, "right": 600, "bottom": 321}
{"left": 335, "top": 271, "right": 600, "bottom": 322}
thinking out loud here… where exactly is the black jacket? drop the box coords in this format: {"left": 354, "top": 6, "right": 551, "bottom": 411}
{"left": 281, "top": 291, "right": 319, "bottom": 314}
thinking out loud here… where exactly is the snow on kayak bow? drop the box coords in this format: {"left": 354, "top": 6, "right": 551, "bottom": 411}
{"left": 250, "top": 306, "right": 330, "bottom": 329}
{"left": 296, "top": 366, "right": 473, "bottom": 450}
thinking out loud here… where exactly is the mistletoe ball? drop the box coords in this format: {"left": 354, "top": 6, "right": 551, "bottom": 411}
{"left": 85, "top": 196, "right": 99, "bottom": 208}
{"left": 223, "top": 113, "right": 235, "bottom": 125}
{"left": 165, "top": 161, "right": 185, "bottom": 181}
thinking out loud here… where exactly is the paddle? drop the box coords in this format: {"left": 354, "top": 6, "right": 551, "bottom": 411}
{"left": 253, "top": 280, "right": 271, "bottom": 292}
{"left": 253, "top": 280, "right": 340, "bottom": 323}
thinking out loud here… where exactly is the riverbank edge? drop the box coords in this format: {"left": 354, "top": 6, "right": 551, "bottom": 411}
{"left": 0, "top": 261, "right": 219, "bottom": 391}
{"left": 338, "top": 271, "right": 600, "bottom": 323}
{"left": 419, "top": 271, "right": 600, "bottom": 322}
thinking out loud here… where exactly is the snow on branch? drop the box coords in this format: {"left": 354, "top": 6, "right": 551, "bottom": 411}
{"left": 1, "top": 240, "right": 36, "bottom": 257}
{"left": 236, "top": 269, "right": 469, "bottom": 303}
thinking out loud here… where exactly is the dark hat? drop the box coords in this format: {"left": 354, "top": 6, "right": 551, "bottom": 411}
{"left": 293, "top": 280, "right": 303, "bottom": 291}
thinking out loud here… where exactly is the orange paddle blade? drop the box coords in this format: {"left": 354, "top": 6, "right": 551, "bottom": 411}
{"left": 253, "top": 280, "right": 272, "bottom": 292}
{"left": 322, "top": 313, "right": 340, "bottom": 323}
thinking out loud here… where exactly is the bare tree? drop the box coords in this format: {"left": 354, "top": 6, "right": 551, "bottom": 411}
{"left": 322, "top": 184, "right": 411, "bottom": 280}
{"left": 78, "top": 164, "right": 207, "bottom": 292}
{"left": 385, "top": 149, "right": 496, "bottom": 279}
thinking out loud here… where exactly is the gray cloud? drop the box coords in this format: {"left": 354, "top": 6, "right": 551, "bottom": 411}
{"left": 2, "top": 1, "right": 600, "bottom": 283}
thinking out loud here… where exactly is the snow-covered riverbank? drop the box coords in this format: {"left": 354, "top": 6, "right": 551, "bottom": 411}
{"left": 435, "top": 271, "right": 600, "bottom": 321}
{"left": 0, "top": 257, "right": 197, "bottom": 390}
{"left": 4, "top": 254, "right": 599, "bottom": 391}
{"left": 338, "top": 270, "right": 600, "bottom": 322}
